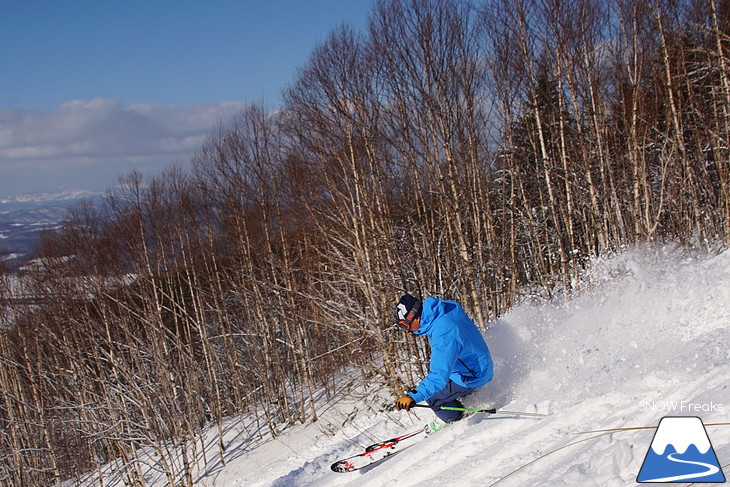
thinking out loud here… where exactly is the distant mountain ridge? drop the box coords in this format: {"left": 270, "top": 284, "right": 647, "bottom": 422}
{"left": 0, "top": 188, "right": 102, "bottom": 206}
{"left": 0, "top": 188, "right": 104, "bottom": 268}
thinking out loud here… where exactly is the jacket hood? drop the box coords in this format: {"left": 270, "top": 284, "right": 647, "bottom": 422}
{"left": 414, "top": 297, "right": 451, "bottom": 336}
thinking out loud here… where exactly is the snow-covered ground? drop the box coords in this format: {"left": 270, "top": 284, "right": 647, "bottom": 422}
{"left": 75, "top": 244, "right": 730, "bottom": 486}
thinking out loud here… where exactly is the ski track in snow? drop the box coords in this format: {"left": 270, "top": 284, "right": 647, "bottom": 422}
{"left": 70, "top": 245, "right": 730, "bottom": 486}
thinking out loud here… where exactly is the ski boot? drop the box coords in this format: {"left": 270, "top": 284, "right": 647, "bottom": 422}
{"left": 424, "top": 419, "right": 448, "bottom": 434}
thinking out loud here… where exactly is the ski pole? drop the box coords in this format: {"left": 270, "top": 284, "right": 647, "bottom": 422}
{"left": 412, "top": 403, "right": 548, "bottom": 417}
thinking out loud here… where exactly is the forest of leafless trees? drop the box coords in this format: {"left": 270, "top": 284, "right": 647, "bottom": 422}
{"left": 1, "top": 0, "right": 729, "bottom": 485}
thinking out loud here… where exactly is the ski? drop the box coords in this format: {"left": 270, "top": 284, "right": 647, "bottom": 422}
{"left": 330, "top": 426, "right": 428, "bottom": 473}
{"left": 330, "top": 404, "right": 546, "bottom": 473}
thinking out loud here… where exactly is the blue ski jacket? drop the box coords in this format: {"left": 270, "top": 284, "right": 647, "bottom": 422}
{"left": 407, "top": 297, "right": 493, "bottom": 403}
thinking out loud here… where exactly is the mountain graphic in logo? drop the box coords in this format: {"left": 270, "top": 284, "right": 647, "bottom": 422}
{"left": 637, "top": 416, "right": 725, "bottom": 483}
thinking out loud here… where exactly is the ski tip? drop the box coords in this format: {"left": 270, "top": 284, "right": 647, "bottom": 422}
{"left": 331, "top": 460, "right": 354, "bottom": 473}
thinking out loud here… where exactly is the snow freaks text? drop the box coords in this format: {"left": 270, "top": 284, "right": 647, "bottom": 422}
{"left": 640, "top": 401, "right": 725, "bottom": 413}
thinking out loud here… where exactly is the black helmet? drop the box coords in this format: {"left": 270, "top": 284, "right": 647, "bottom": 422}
{"left": 395, "top": 293, "right": 422, "bottom": 328}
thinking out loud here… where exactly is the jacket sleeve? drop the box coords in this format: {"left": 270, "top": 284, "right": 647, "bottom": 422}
{"left": 408, "top": 330, "right": 461, "bottom": 403}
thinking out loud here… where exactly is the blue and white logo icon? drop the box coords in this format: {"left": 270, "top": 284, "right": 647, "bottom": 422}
{"left": 637, "top": 416, "right": 725, "bottom": 483}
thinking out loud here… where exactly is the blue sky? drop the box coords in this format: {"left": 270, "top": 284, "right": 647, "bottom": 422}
{"left": 0, "top": 0, "right": 372, "bottom": 198}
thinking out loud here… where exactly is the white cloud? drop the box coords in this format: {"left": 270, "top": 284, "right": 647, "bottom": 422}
{"left": 0, "top": 98, "right": 248, "bottom": 196}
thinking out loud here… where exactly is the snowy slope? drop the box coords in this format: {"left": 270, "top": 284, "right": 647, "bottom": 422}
{"left": 75, "top": 244, "right": 730, "bottom": 486}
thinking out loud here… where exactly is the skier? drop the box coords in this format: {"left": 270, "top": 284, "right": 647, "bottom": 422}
{"left": 394, "top": 293, "right": 493, "bottom": 425}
